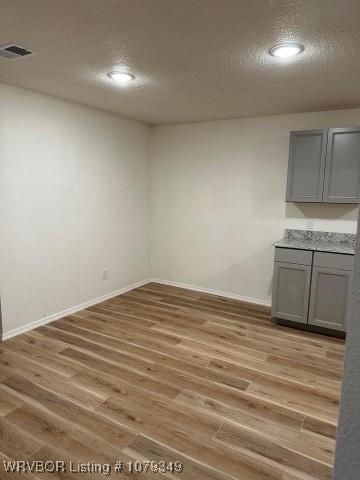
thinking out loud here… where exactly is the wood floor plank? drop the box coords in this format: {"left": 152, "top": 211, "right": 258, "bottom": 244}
{"left": 81, "top": 306, "right": 156, "bottom": 329}
{"left": 137, "top": 285, "right": 271, "bottom": 320}
{"left": 175, "top": 389, "right": 303, "bottom": 436}
{"left": 147, "top": 356, "right": 250, "bottom": 392}
{"left": 1, "top": 339, "right": 81, "bottom": 378}
{"left": 177, "top": 337, "right": 270, "bottom": 364}
{"left": 0, "top": 451, "right": 41, "bottom": 480}
{"left": 0, "top": 350, "right": 105, "bottom": 408}
{"left": 0, "top": 385, "right": 24, "bottom": 417}
{"left": 176, "top": 391, "right": 335, "bottom": 465}
{"left": 0, "top": 415, "right": 45, "bottom": 460}
{"left": 205, "top": 316, "right": 344, "bottom": 353}
{"left": 27, "top": 446, "right": 105, "bottom": 480}
{"left": 0, "top": 282, "right": 344, "bottom": 479}
{"left": 124, "top": 434, "right": 236, "bottom": 480}
{"left": 208, "top": 358, "right": 340, "bottom": 407}
{"left": 96, "top": 388, "right": 221, "bottom": 442}
{"left": 59, "top": 347, "right": 181, "bottom": 400}
{"left": 90, "top": 301, "right": 209, "bottom": 326}
{"left": 151, "top": 322, "right": 337, "bottom": 366}
{"left": 16, "top": 330, "right": 69, "bottom": 353}
{"left": 302, "top": 416, "right": 337, "bottom": 440}
{"left": 5, "top": 404, "right": 124, "bottom": 466}
{"left": 177, "top": 339, "right": 340, "bottom": 391}
{"left": 125, "top": 426, "right": 286, "bottom": 480}
{"left": 214, "top": 422, "right": 332, "bottom": 480}
{"left": 2, "top": 375, "right": 135, "bottom": 450}
{"left": 43, "top": 322, "right": 210, "bottom": 367}
{"left": 266, "top": 354, "right": 343, "bottom": 381}
{"left": 140, "top": 284, "right": 343, "bottom": 347}
{"left": 60, "top": 313, "right": 181, "bottom": 346}
{"left": 203, "top": 321, "right": 330, "bottom": 357}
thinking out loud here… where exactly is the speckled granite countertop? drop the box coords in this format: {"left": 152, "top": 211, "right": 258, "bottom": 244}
{"left": 274, "top": 229, "right": 356, "bottom": 255}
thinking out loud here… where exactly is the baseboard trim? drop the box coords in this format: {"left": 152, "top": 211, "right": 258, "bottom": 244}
{"left": 1, "top": 278, "right": 151, "bottom": 341}
{"left": 149, "top": 278, "right": 271, "bottom": 308}
{"left": 2, "top": 277, "right": 270, "bottom": 341}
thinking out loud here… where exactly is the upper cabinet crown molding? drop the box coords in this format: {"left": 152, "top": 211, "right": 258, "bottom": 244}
{"left": 286, "top": 127, "right": 360, "bottom": 203}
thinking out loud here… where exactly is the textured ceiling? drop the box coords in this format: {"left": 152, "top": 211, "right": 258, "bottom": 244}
{"left": 1, "top": 0, "right": 360, "bottom": 124}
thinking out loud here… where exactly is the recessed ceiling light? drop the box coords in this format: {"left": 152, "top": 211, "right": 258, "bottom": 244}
{"left": 107, "top": 71, "right": 135, "bottom": 83}
{"left": 269, "top": 43, "right": 305, "bottom": 58}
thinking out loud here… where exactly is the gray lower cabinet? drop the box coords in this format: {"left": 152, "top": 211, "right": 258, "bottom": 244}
{"left": 286, "top": 126, "right": 360, "bottom": 204}
{"left": 272, "top": 262, "right": 311, "bottom": 324}
{"left": 308, "top": 266, "right": 352, "bottom": 332}
{"left": 272, "top": 248, "right": 354, "bottom": 333}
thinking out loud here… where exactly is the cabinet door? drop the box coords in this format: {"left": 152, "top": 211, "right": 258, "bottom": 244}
{"left": 323, "top": 127, "right": 360, "bottom": 203}
{"left": 308, "top": 266, "right": 352, "bottom": 332}
{"left": 286, "top": 129, "right": 328, "bottom": 202}
{"left": 272, "top": 262, "right": 311, "bottom": 323}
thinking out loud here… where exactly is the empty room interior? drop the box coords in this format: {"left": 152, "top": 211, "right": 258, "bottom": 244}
{"left": 2, "top": 1, "right": 360, "bottom": 479}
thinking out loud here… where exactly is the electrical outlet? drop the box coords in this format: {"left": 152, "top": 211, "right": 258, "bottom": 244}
{"left": 102, "top": 269, "right": 109, "bottom": 280}
{"left": 306, "top": 220, "right": 314, "bottom": 230}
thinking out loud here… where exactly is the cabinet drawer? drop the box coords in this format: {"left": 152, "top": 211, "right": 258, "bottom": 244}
{"left": 275, "top": 248, "right": 313, "bottom": 265}
{"left": 313, "top": 252, "right": 354, "bottom": 270}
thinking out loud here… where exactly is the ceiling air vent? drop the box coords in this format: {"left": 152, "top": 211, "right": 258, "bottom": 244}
{"left": 0, "top": 43, "right": 36, "bottom": 61}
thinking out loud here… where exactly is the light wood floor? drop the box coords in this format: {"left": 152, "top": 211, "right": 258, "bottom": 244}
{"left": 0, "top": 283, "right": 345, "bottom": 479}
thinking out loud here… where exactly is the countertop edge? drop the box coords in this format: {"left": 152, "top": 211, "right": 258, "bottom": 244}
{"left": 273, "top": 241, "right": 355, "bottom": 255}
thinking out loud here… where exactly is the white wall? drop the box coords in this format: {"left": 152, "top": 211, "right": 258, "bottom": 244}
{"left": 150, "top": 110, "right": 360, "bottom": 305}
{"left": 2, "top": 84, "right": 360, "bottom": 337}
{"left": 0, "top": 84, "right": 150, "bottom": 336}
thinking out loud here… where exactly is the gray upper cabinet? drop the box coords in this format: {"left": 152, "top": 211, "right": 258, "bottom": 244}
{"left": 286, "top": 130, "right": 327, "bottom": 202}
{"left": 286, "top": 126, "right": 360, "bottom": 203}
{"left": 323, "top": 127, "right": 360, "bottom": 203}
